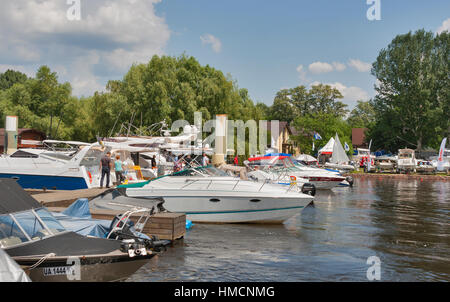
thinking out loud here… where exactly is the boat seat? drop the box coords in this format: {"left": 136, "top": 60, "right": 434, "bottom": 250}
{"left": 0, "top": 236, "right": 23, "bottom": 248}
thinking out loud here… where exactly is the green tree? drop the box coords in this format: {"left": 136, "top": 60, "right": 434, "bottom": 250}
{"left": 370, "top": 29, "right": 449, "bottom": 151}
{"left": 0, "top": 70, "right": 28, "bottom": 90}
{"left": 268, "top": 84, "right": 348, "bottom": 122}
{"left": 347, "top": 100, "right": 376, "bottom": 128}
{"left": 293, "top": 113, "right": 352, "bottom": 156}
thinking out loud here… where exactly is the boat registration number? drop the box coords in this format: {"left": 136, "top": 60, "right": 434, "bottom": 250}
{"left": 43, "top": 266, "right": 75, "bottom": 276}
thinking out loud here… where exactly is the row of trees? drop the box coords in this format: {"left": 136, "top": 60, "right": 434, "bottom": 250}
{"left": 264, "top": 29, "right": 449, "bottom": 155}
{"left": 0, "top": 55, "right": 266, "bottom": 144}
{"left": 0, "top": 29, "right": 448, "bottom": 155}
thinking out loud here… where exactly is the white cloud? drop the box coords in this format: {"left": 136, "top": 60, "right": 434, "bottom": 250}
{"left": 296, "top": 64, "right": 309, "bottom": 83}
{"left": 437, "top": 18, "right": 450, "bottom": 34}
{"left": 0, "top": 0, "right": 171, "bottom": 96}
{"left": 348, "top": 59, "right": 372, "bottom": 72}
{"left": 200, "top": 34, "right": 222, "bottom": 53}
{"left": 308, "top": 61, "right": 334, "bottom": 74}
{"left": 307, "top": 61, "right": 346, "bottom": 74}
{"left": 332, "top": 62, "right": 346, "bottom": 71}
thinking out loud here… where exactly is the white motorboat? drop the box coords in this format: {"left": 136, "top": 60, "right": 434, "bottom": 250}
{"left": 247, "top": 154, "right": 348, "bottom": 189}
{"left": 0, "top": 144, "right": 109, "bottom": 190}
{"left": 121, "top": 166, "right": 314, "bottom": 224}
{"left": 416, "top": 160, "right": 435, "bottom": 174}
{"left": 352, "top": 148, "right": 375, "bottom": 168}
{"left": 397, "top": 149, "right": 416, "bottom": 173}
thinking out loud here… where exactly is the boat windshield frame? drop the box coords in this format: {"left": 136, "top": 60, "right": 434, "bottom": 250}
{"left": 0, "top": 208, "right": 67, "bottom": 249}
{"left": 170, "top": 165, "right": 229, "bottom": 178}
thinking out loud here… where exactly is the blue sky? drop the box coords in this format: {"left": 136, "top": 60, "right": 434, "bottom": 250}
{"left": 0, "top": 0, "right": 449, "bottom": 109}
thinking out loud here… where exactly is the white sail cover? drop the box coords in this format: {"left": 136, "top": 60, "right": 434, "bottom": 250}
{"left": 0, "top": 248, "right": 31, "bottom": 282}
{"left": 331, "top": 133, "right": 350, "bottom": 164}
{"left": 319, "top": 137, "right": 335, "bottom": 155}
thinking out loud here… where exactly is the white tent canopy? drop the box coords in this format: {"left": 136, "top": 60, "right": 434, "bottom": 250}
{"left": 318, "top": 137, "right": 335, "bottom": 155}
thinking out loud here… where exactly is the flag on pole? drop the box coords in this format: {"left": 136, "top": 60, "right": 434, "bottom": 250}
{"left": 437, "top": 137, "right": 447, "bottom": 171}
{"left": 344, "top": 142, "right": 350, "bottom": 152}
{"left": 313, "top": 132, "right": 322, "bottom": 140}
{"left": 312, "top": 140, "right": 315, "bottom": 151}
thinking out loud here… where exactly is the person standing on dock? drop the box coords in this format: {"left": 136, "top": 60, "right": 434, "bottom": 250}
{"left": 114, "top": 155, "right": 125, "bottom": 185}
{"left": 100, "top": 152, "right": 113, "bottom": 188}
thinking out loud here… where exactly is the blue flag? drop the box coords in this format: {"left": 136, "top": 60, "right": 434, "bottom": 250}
{"left": 313, "top": 132, "right": 322, "bottom": 140}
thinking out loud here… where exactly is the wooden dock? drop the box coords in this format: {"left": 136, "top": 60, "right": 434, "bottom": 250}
{"left": 30, "top": 188, "right": 110, "bottom": 207}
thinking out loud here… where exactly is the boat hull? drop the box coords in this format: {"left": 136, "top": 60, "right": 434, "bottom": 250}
{"left": 15, "top": 254, "right": 153, "bottom": 282}
{"left": 126, "top": 191, "right": 312, "bottom": 224}
{"left": 0, "top": 173, "right": 88, "bottom": 190}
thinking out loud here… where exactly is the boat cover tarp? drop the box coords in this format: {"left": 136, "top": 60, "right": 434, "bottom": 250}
{"left": 264, "top": 153, "right": 292, "bottom": 157}
{"left": 52, "top": 212, "right": 111, "bottom": 238}
{"left": 0, "top": 248, "right": 31, "bottom": 282}
{"left": 55, "top": 198, "right": 151, "bottom": 239}
{"left": 61, "top": 198, "right": 92, "bottom": 218}
{"left": 6, "top": 232, "right": 121, "bottom": 257}
{"left": 0, "top": 179, "right": 42, "bottom": 215}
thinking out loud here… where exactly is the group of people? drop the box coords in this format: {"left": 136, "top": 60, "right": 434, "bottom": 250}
{"left": 99, "top": 152, "right": 127, "bottom": 188}
{"left": 171, "top": 153, "right": 210, "bottom": 173}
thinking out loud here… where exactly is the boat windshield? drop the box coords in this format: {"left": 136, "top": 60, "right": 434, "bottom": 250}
{"left": 171, "top": 166, "right": 229, "bottom": 177}
{"left": 41, "top": 152, "right": 73, "bottom": 161}
{"left": 399, "top": 153, "right": 413, "bottom": 159}
{"left": 0, "top": 208, "right": 66, "bottom": 248}
{"left": 79, "top": 147, "right": 110, "bottom": 167}
{"left": 358, "top": 150, "right": 370, "bottom": 156}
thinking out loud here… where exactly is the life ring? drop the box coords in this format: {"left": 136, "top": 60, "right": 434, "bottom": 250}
{"left": 88, "top": 171, "right": 93, "bottom": 184}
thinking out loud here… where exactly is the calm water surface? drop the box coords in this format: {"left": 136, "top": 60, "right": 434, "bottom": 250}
{"left": 127, "top": 178, "right": 450, "bottom": 282}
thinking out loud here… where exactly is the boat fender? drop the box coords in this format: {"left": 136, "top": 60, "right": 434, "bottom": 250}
{"left": 301, "top": 183, "right": 316, "bottom": 196}
{"left": 345, "top": 176, "right": 354, "bottom": 187}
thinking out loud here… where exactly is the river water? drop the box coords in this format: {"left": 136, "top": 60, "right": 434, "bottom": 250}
{"left": 128, "top": 177, "right": 450, "bottom": 282}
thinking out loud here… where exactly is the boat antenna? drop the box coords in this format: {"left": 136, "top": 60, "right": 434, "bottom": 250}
{"left": 108, "top": 110, "right": 122, "bottom": 138}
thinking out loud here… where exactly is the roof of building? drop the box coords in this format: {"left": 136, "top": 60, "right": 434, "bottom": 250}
{"left": 0, "top": 128, "right": 46, "bottom": 147}
{"left": 352, "top": 128, "right": 367, "bottom": 146}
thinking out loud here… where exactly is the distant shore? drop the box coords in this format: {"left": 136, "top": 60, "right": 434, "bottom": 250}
{"left": 343, "top": 172, "right": 450, "bottom": 181}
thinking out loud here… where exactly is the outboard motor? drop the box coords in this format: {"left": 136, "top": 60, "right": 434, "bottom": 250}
{"left": 345, "top": 176, "right": 354, "bottom": 187}
{"left": 301, "top": 183, "right": 316, "bottom": 196}
{"left": 109, "top": 214, "right": 171, "bottom": 252}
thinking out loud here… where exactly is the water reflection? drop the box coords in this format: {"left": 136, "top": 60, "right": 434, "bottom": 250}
{"left": 128, "top": 178, "right": 450, "bottom": 282}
